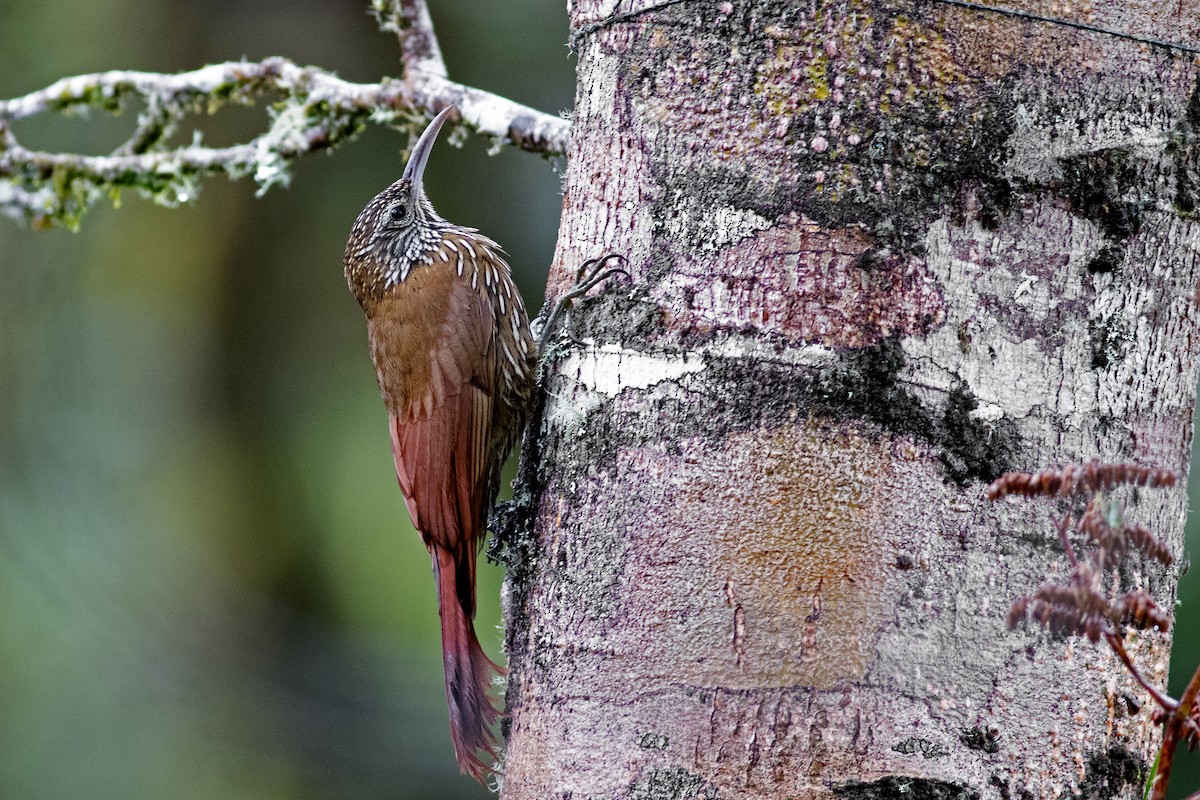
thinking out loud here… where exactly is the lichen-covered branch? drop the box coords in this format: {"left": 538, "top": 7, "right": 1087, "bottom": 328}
{"left": 372, "top": 0, "right": 449, "bottom": 79}
{"left": 0, "top": 0, "right": 571, "bottom": 229}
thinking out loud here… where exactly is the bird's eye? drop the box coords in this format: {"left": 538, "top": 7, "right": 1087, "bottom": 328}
{"left": 389, "top": 203, "right": 410, "bottom": 225}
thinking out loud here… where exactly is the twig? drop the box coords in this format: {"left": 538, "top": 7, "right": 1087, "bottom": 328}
{"left": 1153, "top": 663, "right": 1200, "bottom": 800}
{"left": 0, "top": 0, "right": 571, "bottom": 228}
{"left": 1104, "top": 631, "right": 1176, "bottom": 713}
{"left": 1180, "top": 662, "right": 1200, "bottom": 737}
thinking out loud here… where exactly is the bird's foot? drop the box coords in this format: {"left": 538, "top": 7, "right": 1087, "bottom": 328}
{"left": 535, "top": 253, "right": 630, "bottom": 352}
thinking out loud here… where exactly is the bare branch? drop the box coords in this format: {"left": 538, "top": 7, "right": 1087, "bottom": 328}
{"left": 0, "top": 1, "right": 571, "bottom": 228}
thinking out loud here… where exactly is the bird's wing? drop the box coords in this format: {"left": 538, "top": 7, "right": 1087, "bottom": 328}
{"left": 369, "top": 267, "right": 503, "bottom": 773}
{"left": 373, "top": 272, "right": 495, "bottom": 614}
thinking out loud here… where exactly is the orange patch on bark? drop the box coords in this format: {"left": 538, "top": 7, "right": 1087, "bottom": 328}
{"left": 618, "top": 418, "right": 910, "bottom": 690}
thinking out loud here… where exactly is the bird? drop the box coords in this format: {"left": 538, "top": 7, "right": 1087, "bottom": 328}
{"left": 342, "top": 105, "right": 537, "bottom": 782}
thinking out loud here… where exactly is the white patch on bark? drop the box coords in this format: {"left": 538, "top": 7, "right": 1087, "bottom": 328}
{"left": 561, "top": 343, "right": 705, "bottom": 397}
{"left": 1013, "top": 271, "right": 1037, "bottom": 299}
{"left": 968, "top": 402, "right": 1006, "bottom": 422}
{"left": 1006, "top": 101, "right": 1170, "bottom": 185}
{"left": 662, "top": 193, "right": 774, "bottom": 250}
{"left": 542, "top": 344, "right": 706, "bottom": 444}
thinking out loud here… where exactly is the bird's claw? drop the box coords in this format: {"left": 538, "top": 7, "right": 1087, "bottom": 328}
{"left": 573, "top": 253, "right": 630, "bottom": 286}
{"left": 536, "top": 253, "right": 630, "bottom": 353}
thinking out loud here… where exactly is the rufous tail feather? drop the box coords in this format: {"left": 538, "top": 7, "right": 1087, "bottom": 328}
{"left": 433, "top": 545, "right": 503, "bottom": 782}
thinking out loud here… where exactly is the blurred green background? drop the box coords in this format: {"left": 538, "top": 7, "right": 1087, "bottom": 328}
{"left": 0, "top": 1, "right": 1196, "bottom": 798}
{"left": 0, "top": 1, "right": 571, "bottom": 798}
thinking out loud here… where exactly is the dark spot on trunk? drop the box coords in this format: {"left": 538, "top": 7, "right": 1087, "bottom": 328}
{"left": 938, "top": 383, "right": 1016, "bottom": 486}
{"left": 1059, "top": 149, "right": 1143, "bottom": 242}
{"left": 629, "top": 768, "right": 716, "bottom": 800}
{"left": 834, "top": 776, "right": 981, "bottom": 800}
{"left": 1085, "top": 243, "right": 1123, "bottom": 275}
{"left": 990, "top": 775, "right": 1034, "bottom": 800}
{"left": 1174, "top": 74, "right": 1200, "bottom": 217}
{"left": 960, "top": 726, "right": 1000, "bottom": 753}
{"left": 1072, "top": 745, "right": 1145, "bottom": 799}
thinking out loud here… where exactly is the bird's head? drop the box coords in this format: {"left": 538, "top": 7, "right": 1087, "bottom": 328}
{"left": 344, "top": 105, "right": 455, "bottom": 278}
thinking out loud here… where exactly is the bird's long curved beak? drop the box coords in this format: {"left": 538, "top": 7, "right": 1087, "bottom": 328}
{"left": 403, "top": 106, "right": 455, "bottom": 194}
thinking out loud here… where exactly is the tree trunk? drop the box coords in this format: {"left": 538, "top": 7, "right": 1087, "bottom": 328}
{"left": 501, "top": 1, "right": 1200, "bottom": 796}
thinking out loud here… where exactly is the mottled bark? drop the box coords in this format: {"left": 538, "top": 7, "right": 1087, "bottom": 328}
{"left": 502, "top": 1, "right": 1200, "bottom": 797}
